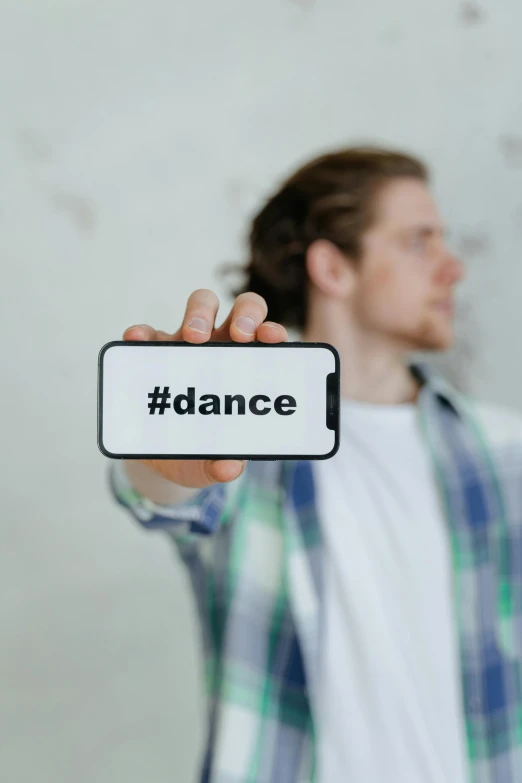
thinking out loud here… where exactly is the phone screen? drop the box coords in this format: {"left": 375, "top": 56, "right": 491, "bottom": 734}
{"left": 98, "top": 341, "right": 340, "bottom": 460}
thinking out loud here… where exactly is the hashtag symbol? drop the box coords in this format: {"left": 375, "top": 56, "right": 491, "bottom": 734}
{"left": 148, "top": 386, "right": 171, "bottom": 414}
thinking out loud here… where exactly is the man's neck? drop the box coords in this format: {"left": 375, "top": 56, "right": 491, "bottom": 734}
{"left": 302, "top": 325, "right": 421, "bottom": 406}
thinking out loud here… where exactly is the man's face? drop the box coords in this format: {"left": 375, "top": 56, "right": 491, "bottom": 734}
{"left": 352, "top": 178, "right": 465, "bottom": 351}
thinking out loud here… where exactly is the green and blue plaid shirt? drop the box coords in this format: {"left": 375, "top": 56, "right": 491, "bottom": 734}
{"left": 109, "top": 362, "right": 522, "bottom": 783}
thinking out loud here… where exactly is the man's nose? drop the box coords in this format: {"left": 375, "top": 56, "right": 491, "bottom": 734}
{"left": 437, "top": 251, "right": 466, "bottom": 284}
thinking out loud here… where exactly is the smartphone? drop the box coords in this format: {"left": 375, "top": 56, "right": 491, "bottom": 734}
{"left": 97, "top": 341, "right": 340, "bottom": 460}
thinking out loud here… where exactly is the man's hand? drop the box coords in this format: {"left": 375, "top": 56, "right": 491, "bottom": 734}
{"left": 122, "top": 289, "right": 288, "bottom": 488}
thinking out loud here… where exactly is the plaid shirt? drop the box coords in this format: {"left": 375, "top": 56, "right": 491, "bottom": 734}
{"left": 108, "top": 362, "right": 522, "bottom": 783}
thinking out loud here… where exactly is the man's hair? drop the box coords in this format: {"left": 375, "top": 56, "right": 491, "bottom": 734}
{"left": 222, "top": 146, "right": 428, "bottom": 331}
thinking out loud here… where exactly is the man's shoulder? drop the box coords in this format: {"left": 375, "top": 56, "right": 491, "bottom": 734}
{"left": 466, "top": 398, "right": 522, "bottom": 449}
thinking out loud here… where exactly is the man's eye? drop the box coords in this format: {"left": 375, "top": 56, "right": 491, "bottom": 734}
{"left": 409, "top": 236, "right": 425, "bottom": 251}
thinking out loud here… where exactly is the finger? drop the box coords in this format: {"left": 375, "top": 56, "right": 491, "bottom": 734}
{"left": 142, "top": 458, "right": 246, "bottom": 488}
{"left": 204, "top": 459, "right": 247, "bottom": 484}
{"left": 122, "top": 325, "right": 172, "bottom": 342}
{"left": 213, "top": 292, "right": 268, "bottom": 343}
{"left": 123, "top": 324, "right": 156, "bottom": 341}
{"left": 255, "top": 321, "right": 289, "bottom": 343}
{"left": 171, "top": 289, "right": 221, "bottom": 344}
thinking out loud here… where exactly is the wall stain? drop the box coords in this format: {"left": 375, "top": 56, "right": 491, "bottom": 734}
{"left": 287, "top": 0, "right": 315, "bottom": 9}
{"left": 514, "top": 205, "right": 522, "bottom": 235}
{"left": 224, "top": 179, "right": 249, "bottom": 209}
{"left": 456, "top": 231, "right": 491, "bottom": 259}
{"left": 16, "top": 129, "right": 53, "bottom": 163}
{"left": 50, "top": 189, "right": 96, "bottom": 234}
{"left": 499, "top": 135, "right": 522, "bottom": 168}
{"left": 460, "top": 2, "right": 485, "bottom": 25}
{"left": 380, "top": 26, "right": 402, "bottom": 45}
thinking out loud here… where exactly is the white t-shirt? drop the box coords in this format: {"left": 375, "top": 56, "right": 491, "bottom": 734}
{"left": 313, "top": 397, "right": 469, "bottom": 783}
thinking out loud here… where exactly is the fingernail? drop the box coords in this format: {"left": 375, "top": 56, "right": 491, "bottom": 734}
{"left": 235, "top": 316, "right": 256, "bottom": 335}
{"left": 231, "top": 460, "right": 247, "bottom": 478}
{"left": 187, "top": 317, "right": 209, "bottom": 333}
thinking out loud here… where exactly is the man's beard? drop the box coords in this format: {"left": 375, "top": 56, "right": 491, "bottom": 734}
{"left": 388, "top": 315, "right": 454, "bottom": 353}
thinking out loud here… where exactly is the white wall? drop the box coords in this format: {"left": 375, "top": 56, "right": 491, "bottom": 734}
{"left": 2, "top": 0, "right": 522, "bottom": 780}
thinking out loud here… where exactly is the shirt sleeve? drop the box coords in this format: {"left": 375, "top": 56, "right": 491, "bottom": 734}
{"left": 107, "top": 459, "right": 233, "bottom": 539}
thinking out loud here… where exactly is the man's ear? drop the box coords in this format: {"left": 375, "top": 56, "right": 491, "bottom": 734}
{"left": 305, "top": 239, "right": 357, "bottom": 299}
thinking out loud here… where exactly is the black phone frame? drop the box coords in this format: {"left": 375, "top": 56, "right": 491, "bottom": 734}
{"left": 98, "top": 340, "right": 340, "bottom": 461}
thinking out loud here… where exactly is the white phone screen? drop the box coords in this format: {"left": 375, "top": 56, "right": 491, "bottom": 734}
{"left": 98, "top": 341, "right": 339, "bottom": 460}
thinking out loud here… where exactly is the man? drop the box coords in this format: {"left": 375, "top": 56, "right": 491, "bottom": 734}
{"left": 109, "top": 147, "right": 522, "bottom": 782}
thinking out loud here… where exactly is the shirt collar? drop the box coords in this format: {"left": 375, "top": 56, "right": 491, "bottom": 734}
{"left": 408, "top": 360, "right": 467, "bottom": 419}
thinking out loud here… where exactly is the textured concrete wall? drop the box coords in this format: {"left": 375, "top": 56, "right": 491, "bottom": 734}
{"left": 1, "top": 1, "right": 521, "bottom": 780}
